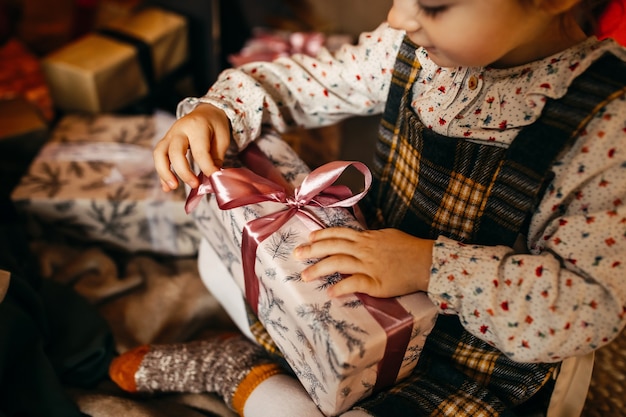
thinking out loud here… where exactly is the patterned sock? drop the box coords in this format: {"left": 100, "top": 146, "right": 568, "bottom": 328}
{"left": 109, "top": 334, "right": 283, "bottom": 413}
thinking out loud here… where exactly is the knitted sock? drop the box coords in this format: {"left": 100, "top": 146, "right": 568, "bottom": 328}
{"left": 109, "top": 334, "right": 283, "bottom": 414}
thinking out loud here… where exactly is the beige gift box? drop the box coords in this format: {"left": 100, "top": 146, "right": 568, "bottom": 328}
{"left": 42, "top": 7, "right": 188, "bottom": 114}
{"left": 11, "top": 111, "right": 201, "bottom": 256}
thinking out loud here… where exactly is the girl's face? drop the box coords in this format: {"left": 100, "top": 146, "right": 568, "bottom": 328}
{"left": 387, "top": 0, "right": 585, "bottom": 68}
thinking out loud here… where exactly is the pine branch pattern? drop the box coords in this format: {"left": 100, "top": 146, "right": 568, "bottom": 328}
{"left": 264, "top": 267, "right": 277, "bottom": 281}
{"left": 19, "top": 162, "right": 68, "bottom": 198}
{"left": 284, "top": 270, "right": 302, "bottom": 283}
{"left": 215, "top": 239, "right": 240, "bottom": 272}
{"left": 258, "top": 285, "right": 289, "bottom": 339}
{"left": 288, "top": 346, "right": 327, "bottom": 405}
{"left": 404, "top": 341, "right": 424, "bottom": 365}
{"left": 86, "top": 187, "right": 137, "bottom": 241}
{"left": 266, "top": 153, "right": 307, "bottom": 182}
{"left": 343, "top": 299, "right": 363, "bottom": 309}
{"left": 296, "top": 301, "right": 367, "bottom": 378}
{"left": 313, "top": 206, "right": 357, "bottom": 228}
{"left": 243, "top": 205, "right": 260, "bottom": 222}
{"left": 316, "top": 272, "right": 343, "bottom": 291}
{"left": 265, "top": 228, "right": 300, "bottom": 260}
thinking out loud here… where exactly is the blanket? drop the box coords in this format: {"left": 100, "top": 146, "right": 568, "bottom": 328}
{"left": 28, "top": 239, "right": 239, "bottom": 417}
{"left": 1, "top": 191, "right": 237, "bottom": 417}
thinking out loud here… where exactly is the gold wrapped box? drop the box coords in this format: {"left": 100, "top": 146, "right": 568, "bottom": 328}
{"left": 42, "top": 7, "right": 188, "bottom": 114}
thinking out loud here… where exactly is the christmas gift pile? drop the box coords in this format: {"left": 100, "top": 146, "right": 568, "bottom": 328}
{"left": 42, "top": 6, "right": 188, "bottom": 114}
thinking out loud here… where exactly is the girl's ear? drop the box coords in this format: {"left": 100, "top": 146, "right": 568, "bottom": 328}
{"left": 535, "top": 0, "right": 582, "bottom": 14}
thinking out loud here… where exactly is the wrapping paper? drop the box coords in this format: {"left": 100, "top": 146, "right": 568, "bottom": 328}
{"left": 42, "top": 7, "right": 188, "bottom": 113}
{"left": 11, "top": 111, "right": 201, "bottom": 256}
{"left": 189, "top": 133, "right": 438, "bottom": 416}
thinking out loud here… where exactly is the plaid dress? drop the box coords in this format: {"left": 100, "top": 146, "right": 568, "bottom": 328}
{"left": 354, "top": 37, "right": 626, "bottom": 417}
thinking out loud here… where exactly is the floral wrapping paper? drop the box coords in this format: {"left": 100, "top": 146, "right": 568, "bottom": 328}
{"left": 190, "top": 132, "right": 438, "bottom": 416}
{"left": 11, "top": 111, "right": 201, "bottom": 256}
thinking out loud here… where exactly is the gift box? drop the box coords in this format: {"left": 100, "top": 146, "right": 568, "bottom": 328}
{"left": 10, "top": 111, "right": 201, "bottom": 256}
{"left": 0, "top": 38, "right": 55, "bottom": 121}
{"left": 188, "top": 133, "right": 438, "bottom": 416}
{"left": 41, "top": 7, "right": 188, "bottom": 114}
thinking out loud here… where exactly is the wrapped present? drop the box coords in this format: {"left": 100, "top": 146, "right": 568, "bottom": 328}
{"left": 42, "top": 7, "right": 188, "bottom": 114}
{"left": 0, "top": 38, "right": 55, "bottom": 121}
{"left": 10, "top": 111, "right": 201, "bottom": 256}
{"left": 187, "top": 133, "right": 438, "bottom": 416}
{"left": 228, "top": 28, "right": 353, "bottom": 68}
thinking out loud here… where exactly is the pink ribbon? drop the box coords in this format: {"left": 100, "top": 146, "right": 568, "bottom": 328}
{"left": 185, "top": 143, "right": 413, "bottom": 390}
{"left": 186, "top": 155, "right": 371, "bottom": 312}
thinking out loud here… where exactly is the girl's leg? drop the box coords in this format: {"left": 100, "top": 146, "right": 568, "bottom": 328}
{"left": 197, "top": 238, "right": 255, "bottom": 340}
{"left": 109, "top": 334, "right": 283, "bottom": 415}
{"left": 243, "top": 375, "right": 373, "bottom": 417}
{"left": 242, "top": 374, "right": 326, "bottom": 417}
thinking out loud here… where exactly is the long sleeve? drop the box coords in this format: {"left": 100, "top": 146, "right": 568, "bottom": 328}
{"left": 177, "top": 23, "right": 405, "bottom": 150}
{"left": 427, "top": 96, "right": 626, "bottom": 363}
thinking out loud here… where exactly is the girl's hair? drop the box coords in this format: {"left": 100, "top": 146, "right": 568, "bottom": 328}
{"left": 577, "top": 0, "right": 615, "bottom": 35}
{"left": 519, "top": 0, "right": 613, "bottom": 36}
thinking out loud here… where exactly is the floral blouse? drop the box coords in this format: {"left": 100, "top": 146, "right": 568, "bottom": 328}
{"left": 178, "top": 23, "right": 626, "bottom": 363}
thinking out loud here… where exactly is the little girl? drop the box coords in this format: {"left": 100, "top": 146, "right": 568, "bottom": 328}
{"left": 111, "top": 0, "right": 626, "bottom": 416}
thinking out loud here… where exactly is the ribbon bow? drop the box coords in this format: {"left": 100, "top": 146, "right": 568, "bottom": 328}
{"left": 185, "top": 145, "right": 414, "bottom": 392}
{"left": 186, "top": 157, "right": 372, "bottom": 314}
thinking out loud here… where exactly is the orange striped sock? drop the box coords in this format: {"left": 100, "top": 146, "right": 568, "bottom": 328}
{"left": 109, "top": 344, "right": 151, "bottom": 393}
{"left": 231, "top": 363, "right": 284, "bottom": 416}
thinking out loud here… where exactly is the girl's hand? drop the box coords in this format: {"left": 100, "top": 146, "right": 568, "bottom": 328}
{"left": 153, "top": 103, "right": 232, "bottom": 192}
{"left": 294, "top": 227, "right": 433, "bottom": 298}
